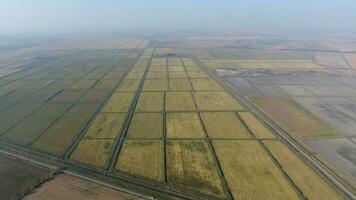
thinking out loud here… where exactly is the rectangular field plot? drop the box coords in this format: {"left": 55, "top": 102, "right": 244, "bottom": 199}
{"left": 238, "top": 112, "right": 275, "bottom": 138}
{"left": 0, "top": 90, "right": 35, "bottom": 102}
{"left": 253, "top": 97, "right": 339, "bottom": 139}
{"left": 125, "top": 70, "right": 144, "bottom": 79}
{"left": 69, "top": 80, "right": 97, "bottom": 89}
{"left": 200, "top": 112, "right": 249, "bottom": 138}
{"left": 93, "top": 79, "right": 119, "bottom": 90}
{"left": 0, "top": 80, "right": 32, "bottom": 90}
{"left": 193, "top": 91, "right": 242, "bottom": 111}
{"left": 116, "top": 79, "right": 140, "bottom": 92}
{"left": 127, "top": 113, "right": 162, "bottom": 138}
{"left": 0, "top": 102, "right": 43, "bottom": 135}
{"left": 22, "top": 80, "right": 54, "bottom": 90}
{"left": 167, "top": 140, "right": 226, "bottom": 199}
{"left": 151, "top": 58, "right": 166, "bottom": 66}
{"left": 70, "top": 139, "right": 114, "bottom": 168}
{"left": 3, "top": 103, "right": 71, "bottom": 146}
{"left": 115, "top": 139, "right": 164, "bottom": 181}
{"left": 146, "top": 71, "right": 167, "bottom": 79}
{"left": 165, "top": 92, "right": 196, "bottom": 111}
{"left": 187, "top": 71, "right": 209, "bottom": 78}
{"left": 279, "top": 85, "right": 314, "bottom": 96}
{"left": 32, "top": 103, "right": 99, "bottom": 155}
{"left": 84, "top": 113, "right": 126, "bottom": 139}
{"left": 50, "top": 90, "right": 87, "bottom": 102}
{"left": 168, "top": 79, "right": 192, "bottom": 91}
{"left": 166, "top": 113, "right": 205, "bottom": 138}
{"left": 169, "top": 71, "right": 188, "bottom": 79}
{"left": 135, "top": 92, "right": 164, "bottom": 112}
{"left": 142, "top": 79, "right": 168, "bottom": 91}
{"left": 315, "top": 52, "right": 349, "bottom": 69}
{"left": 191, "top": 79, "right": 223, "bottom": 91}
{"left": 102, "top": 92, "right": 134, "bottom": 112}
{"left": 168, "top": 66, "right": 185, "bottom": 72}
{"left": 76, "top": 89, "right": 109, "bottom": 102}
{"left": 264, "top": 141, "right": 344, "bottom": 200}
{"left": 213, "top": 140, "right": 299, "bottom": 200}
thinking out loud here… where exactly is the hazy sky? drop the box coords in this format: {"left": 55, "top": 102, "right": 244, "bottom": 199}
{"left": 1, "top": 0, "right": 356, "bottom": 34}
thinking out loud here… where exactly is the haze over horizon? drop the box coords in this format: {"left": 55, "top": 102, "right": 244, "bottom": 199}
{"left": 1, "top": 0, "right": 356, "bottom": 35}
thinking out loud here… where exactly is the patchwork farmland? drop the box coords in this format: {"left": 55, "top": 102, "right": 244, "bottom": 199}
{"left": 0, "top": 36, "right": 354, "bottom": 200}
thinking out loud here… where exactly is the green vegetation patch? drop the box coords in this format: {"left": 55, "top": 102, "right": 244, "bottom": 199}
{"left": 3, "top": 103, "right": 72, "bottom": 146}
{"left": 32, "top": 103, "right": 99, "bottom": 155}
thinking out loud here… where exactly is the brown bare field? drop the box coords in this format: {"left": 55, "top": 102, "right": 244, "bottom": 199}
{"left": 142, "top": 79, "right": 168, "bottom": 91}
{"left": 168, "top": 79, "right": 192, "bottom": 91}
{"left": 84, "top": 113, "right": 126, "bottom": 139}
{"left": 116, "top": 79, "right": 140, "bottom": 92}
{"left": 213, "top": 140, "right": 299, "bottom": 200}
{"left": 315, "top": 52, "right": 349, "bottom": 69}
{"left": 135, "top": 92, "right": 164, "bottom": 112}
{"left": 193, "top": 91, "right": 243, "bottom": 111}
{"left": 167, "top": 140, "right": 226, "bottom": 199}
{"left": 264, "top": 141, "right": 344, "bottom": 200}
{"left": 70, "top": 139, "right": 114, "bottom": 168}
{"left": 23, "top": 174, "right": 143, "bottom": 200}
{"left": 344, "top": 53, "right": 356, "bottom": 69}
{"left": 200, "top": 112, "right": 249, "bottom": 138}
{"left": 102, "top": 92, "right": 134, "bottom": 112}
{"left": 127, "top": 113, "right": 163, "bottom": 138}
{"left": 166, "top": 112, "right": 205, "bottom": 138}
{"left": 191, "top": 78, "right": 223, "bottom": 91}
{"left": 115, "top": 140, "right": 164, "bottom": 181}
{"left": 238, "top": 112, "right": 275, "bottom": 138}
{"left": 165, "top": 92, "right": 196, "bottom": 111}
{"left": 252, "top": 97, "right": 340, "bottom": 139}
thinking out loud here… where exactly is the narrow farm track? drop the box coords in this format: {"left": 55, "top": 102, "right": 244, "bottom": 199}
{"left": 192, "top": 57, "right": 356, "bottom": 200}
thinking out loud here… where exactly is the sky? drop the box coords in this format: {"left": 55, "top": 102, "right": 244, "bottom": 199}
{"left": 1, "top": 0, "right": 356, "bottom": 34}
